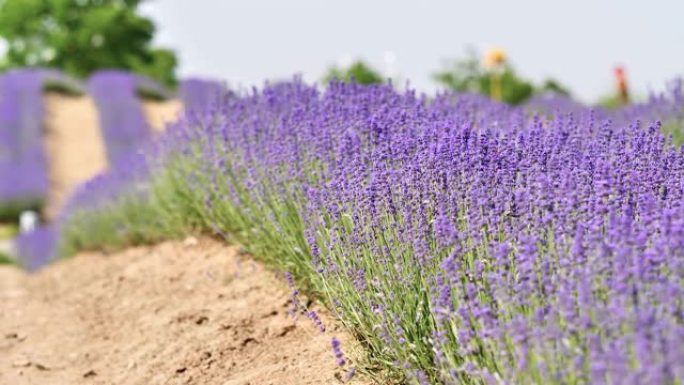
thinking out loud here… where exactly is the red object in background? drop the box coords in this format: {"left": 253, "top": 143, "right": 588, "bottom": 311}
{"left": 614, "top": 66, "right": 630, "bottom": 104}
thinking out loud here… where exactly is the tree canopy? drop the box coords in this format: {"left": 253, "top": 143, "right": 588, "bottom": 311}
{"left": 0, "top": 0, "right": 176, "bottom": 86}
{"left": 324, "top": 60, "right": 384, "bottom": 85}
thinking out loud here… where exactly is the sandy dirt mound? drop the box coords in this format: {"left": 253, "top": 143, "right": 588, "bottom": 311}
{"left": 0, "top": 238, "right": 371, "bottom": 385}
{"left": 143, "top": 99, "right": 184, "bottom": 133}
{"left": 42, "top": 93, "right": 108, "bottom": 221}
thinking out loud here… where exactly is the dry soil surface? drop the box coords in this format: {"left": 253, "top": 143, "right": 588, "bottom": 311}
{"left": 0, "top": 238, "right": 370, "bottom": 385}
{"left": 143, "top": 99, "right": 184, "bottom": 134}
{"left": 42, "top": 92, "right": 108, "bottom": 221}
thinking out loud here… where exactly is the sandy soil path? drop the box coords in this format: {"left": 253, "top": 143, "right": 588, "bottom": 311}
{"left": 0, "top": 238, "right": 369, "bottom": 385}
{"left": 42, "top": 93, "right": 108, "bottom": 221}
{"left": 143, "top": 100, "right": 184, "bottom": 134}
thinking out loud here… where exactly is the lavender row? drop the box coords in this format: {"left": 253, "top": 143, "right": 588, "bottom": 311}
{"left": 88, "top": 71, "right": 156, "bottom": 164}
{"left": 179, "top": 78, "right": 229, "bottom": 114}
{"left": 58, "top": 80, "right": 684, "bottom": 384}
{"left": 88, "top": 72, "right": 228, "bottom": 164}
{"left": 0, "top": 69, "right": 83, "bottom": 218}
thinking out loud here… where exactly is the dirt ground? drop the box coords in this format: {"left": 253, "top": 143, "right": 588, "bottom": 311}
{"left": 143, "top": 99, "right": 184, "bottom": 134}
{"left": 0, "top": 238, "right": 371, "bottom": 385}
{"left": 42, "top": 93, "right": 109, "bottom": 221}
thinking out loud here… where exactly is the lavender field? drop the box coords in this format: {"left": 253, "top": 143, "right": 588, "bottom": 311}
{"left": 2, "top": 1, "right": 684, "bottom": 383}
{"left": 39, "top": 78, "right": 682, "bottom": 384}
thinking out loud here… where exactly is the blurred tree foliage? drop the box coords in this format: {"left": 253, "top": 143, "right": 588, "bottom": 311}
{"left": 324, "top": 60, "right": 384, "bottom": 85}
{"left": 0, "top": 0, "right": 177, "bottom": 86}
{"left": 540, "top": 79, "right": 571, "bottom": 96}
{"left": 434, "top": 50, "right": 571, "bottom": 105}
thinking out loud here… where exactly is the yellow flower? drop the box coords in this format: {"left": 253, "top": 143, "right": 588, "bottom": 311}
{"left": 483, "top": 48, "right": 507, "bottom": 69}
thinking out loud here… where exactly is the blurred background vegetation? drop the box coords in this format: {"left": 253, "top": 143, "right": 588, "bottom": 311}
{"left": 323, "top": 50, "right": 573, "bottom": 105}
{"left": 0, "top": 0, "right": 177, "bottom": 87}
{"left": 0, "top": 0, "right": 651, "bottom": 105}
{"left": 324, "top": 60, "right": 384, "bottom": 85}
{"left": 432, "top": 49, "right": 571, "bottom": 105}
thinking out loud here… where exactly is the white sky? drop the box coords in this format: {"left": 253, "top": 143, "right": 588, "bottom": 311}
{"left": 132, "top": 1, "right": 683, "bottom": 102}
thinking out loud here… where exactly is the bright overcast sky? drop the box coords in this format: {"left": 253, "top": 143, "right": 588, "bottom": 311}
{"left": 143, "top": 0, "right": 682, "bottom": 102}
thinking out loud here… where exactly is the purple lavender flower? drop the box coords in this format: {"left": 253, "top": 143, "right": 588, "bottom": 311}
{"left": 344, "top": 367, "right": 356, "bottom": 382}
{"left": 284, "top": 271, "right": 300, "bottom": 316}
{"left": 331, "top": 337, "right": 346, "bottom": 367}
{"left": 307, "top": 310, "right": 326, "bottom": 333}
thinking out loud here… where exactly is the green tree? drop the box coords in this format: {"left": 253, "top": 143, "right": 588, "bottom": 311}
{"left": 540, "top": 79, "right": 571, "bottom": 96}
{"left": 0, "top": 0, "right": 177, "bottom": 86}
{"left": 434, "top": 50, "right": 571, "bottom": 105}
{"left": 324, "top": 60, "right": 384, "bottom": 85}
{"left": 433, "top": 51, "right": 485, "bottom": 94}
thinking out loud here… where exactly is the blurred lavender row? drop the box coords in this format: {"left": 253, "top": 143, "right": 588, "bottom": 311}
{"left": 0, "top": 69, "right": 222, "bottom": 267}
{"left": 0, "top": 69, "right": 83, "bottom": 219}
{"left": 88, "top": 71, "right": 157, "bottom": 164}
{"left": 0, "top": 70, "right": 78, "bottom": 268}
{"left": 179, "top": 78, "right": 228, "bottom": 113}
{"left": 0, "top": 70, "right": 49, "bottom": 218}
{"left": 526, "top": 79, "right": 684, "bottom": 127}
